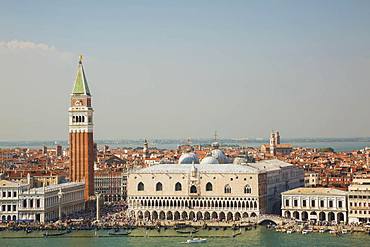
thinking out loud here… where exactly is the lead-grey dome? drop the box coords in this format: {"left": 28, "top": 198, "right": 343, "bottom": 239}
{"left": 179, "top": 152, "right": 199, "bottom": 164}
{"left": 211, "top": 149, "right": 229, "bottom": 164}
{"left": 233, "top": 157, "right": 247, "bottom": 165}
{"left": 200, "top": 156, "right": 219, "bottom": 165}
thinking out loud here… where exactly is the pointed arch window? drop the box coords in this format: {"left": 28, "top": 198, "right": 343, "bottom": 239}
{"left": 175, "top": 182, "right": 182, "bottom": 191}
{"left": 244, "top": 184, "right": 252, "bottom": 194}
{"left": 224, "top": 184, "right": 231, "bottom": 194}
{"left": 190, "top": 185, "right": 197, "bottom": 194}
{"left": 156, "top": 182, "right": 163, "bottom": 191}
{"left": 206, "top": 182, "right": 213, "bottom": 191}
{"left": 137, "top": 182, "right": 144, "bottom": 191}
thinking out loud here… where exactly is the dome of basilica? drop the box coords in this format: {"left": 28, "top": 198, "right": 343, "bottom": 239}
{"left": 178, "top": 152, "right": 199, "bottom": 164}
{"left": 200, "top": 156, "right": 219, "bottom": 165}
{"left": 233, "top": 157, "right": 247, "bottom": 165}
{"left": 211, "top": 149, "right": 229, "bottom": 164}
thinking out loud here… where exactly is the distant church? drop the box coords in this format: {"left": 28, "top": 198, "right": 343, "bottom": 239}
{"left": 260, "top": 131, "right": 292, "bottom": 156}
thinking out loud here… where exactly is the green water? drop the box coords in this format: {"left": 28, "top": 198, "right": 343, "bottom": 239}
{"left": 1, "top": 228, "right": 369, "bottom": 247}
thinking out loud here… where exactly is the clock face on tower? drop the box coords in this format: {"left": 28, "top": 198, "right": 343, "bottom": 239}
{"left": 74, "top": 100, "right": 82, "bottom": 106}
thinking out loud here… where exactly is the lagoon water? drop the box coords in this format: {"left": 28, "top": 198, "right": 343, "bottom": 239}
{"left": 1, "top": 138, "right": 370, "bottom": 152}
{"left": 1, "top": 228, "right": 369, "bottom": 247}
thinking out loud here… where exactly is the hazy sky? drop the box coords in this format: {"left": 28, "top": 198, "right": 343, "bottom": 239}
{"left": 1, "top": 0, "right": 370, "bottom": 141}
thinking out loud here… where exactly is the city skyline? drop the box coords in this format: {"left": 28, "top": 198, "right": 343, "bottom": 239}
{"left": 1, "top": 1, "right": 370, "bottom": 140}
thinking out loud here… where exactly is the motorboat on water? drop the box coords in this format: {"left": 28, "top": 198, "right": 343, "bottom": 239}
{"left": 301, "top": 229, "right": 309, "bottom": 235}
{"left": 186, "top": 238, "right": 207, "bottom": 244}
{"left": 176, "top": 228, "right": 199, "bottom": 234}
{"left": 108, "top": 229, "right": 131, "bottom": 236}
{"left": 43, "top": 229, "right": 71, "bottom": 237}
{"left": 174, "top": 223, "right": 191, "bottom": 229}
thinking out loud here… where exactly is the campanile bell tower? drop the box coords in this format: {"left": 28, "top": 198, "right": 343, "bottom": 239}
{"left": 69, "top": 56, "right": 94, "bottom": 201}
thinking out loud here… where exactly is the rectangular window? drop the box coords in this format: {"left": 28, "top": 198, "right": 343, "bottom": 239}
{"left": 285, "top": 199, "right": 289, "bottom": 207}
{"left": 1, "top": 205, "right": 5, "bottom": 211}
{"left": 13, "top": 205, "right": 16, "bottom": 211}
{"left": 2, "top": 191, "right": 6, "bottom": 197}
{"left": 8, "top": 191, "right": 11, "bottom": 197}
{"left": 329, "top": 201, "right": 333, "bottom": 208}
{"left": 294, "top": 200, "right": 298, "bottom": 207}
{"left": 13, "top": 191, "right": 17, "bottom": 197}
{"left": 339, "top": 201, "right": 343, "bottom": 208}
{"left": 320, "top": 200, "right": 324, "bottom": 207}
{"left": 7, "top": 205, "right": 11, "bottom": 211}
{"left": 303, "top": 200, "right": 307, "bottom": 207}
{"left": 36, "top": 199, "right": 40, "bottom": 208}
{"left": 30, "top": 199, "right": 34, "bottom": 208}
{"left": 311, "top": 200, "right": 316, "bottom": 207}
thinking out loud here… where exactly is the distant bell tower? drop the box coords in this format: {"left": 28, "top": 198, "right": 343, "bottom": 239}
{"left": 69, "top": 55, "right": 94, "bottom": 201}
{"left": 270, "top": 131, "right": 276, "bottom": 156}
{"left": 275, "top": 131, "right": 280, "bottom": 145}
{"left": 143, "top": 139, "right": 149, "bottom": 159}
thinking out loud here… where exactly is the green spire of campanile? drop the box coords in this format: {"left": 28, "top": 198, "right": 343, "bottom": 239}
{"left": 72, "top": 55, "right": 91, "bottom": 96}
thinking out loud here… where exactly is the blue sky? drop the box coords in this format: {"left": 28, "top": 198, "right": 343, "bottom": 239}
{"left": 1, "top": 1, "right": 370, "bottom": 140}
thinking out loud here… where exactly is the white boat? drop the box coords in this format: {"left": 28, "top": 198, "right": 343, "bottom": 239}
{"left": 319, "top": 228, "right": 327, "bottom": 233}
{"left": 286, "top": 229, "right": 294, "bottom": 234}
{"left": 341, "top": 229, "right": 348, "bottom": 234}
{"left": 301, "top": 229, "right": 309, "bottom": 235}
{"left": 186, "top": 238, "right": 207, "bottom": 244}
{"left": 329, "top": 230, "right": 337, "bottom": 234}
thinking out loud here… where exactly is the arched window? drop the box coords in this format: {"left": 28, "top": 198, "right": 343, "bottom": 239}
{"left": 206, "top": 182, "right": 213, "bottom": 191}
{"left": 175, "top": 182, "right": 182, "bottom": 191}
{"left": 137, "top": 182, "right": 144, "bottom": 191}
{"left": 244, "top": 184, "right": 252, "bottom": 194}
{"left": 156, "top": 182, "right": 163, "bottom": 191}
{"left": 82, "top": 116, "right": 85, "bottom": 123}
{"left": 190, "top": 185, "right": 197, "bottom": 193}
{"left": 224, "top": 184, "right": 231, "bottom": 194}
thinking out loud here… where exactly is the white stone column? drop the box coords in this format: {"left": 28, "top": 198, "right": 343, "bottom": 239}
{"left": 95, "top": 193, "right": 100, "bottom": 222}
{"left": 58, "top": 189, "right": 63, "bottom": 221}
